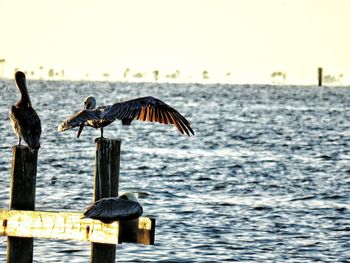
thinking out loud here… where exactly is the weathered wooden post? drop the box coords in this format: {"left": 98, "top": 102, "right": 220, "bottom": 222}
{"left": 7, "top": 146, "right": 38, "bottom": 263}
{"left": 91, "top": 138, "right": 121, "bottom": 263}
{"left": 318, "top": 67, "right": 323, "bottom": 86}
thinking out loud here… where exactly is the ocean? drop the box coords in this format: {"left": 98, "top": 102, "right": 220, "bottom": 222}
{"left": 0, "top": 79, "right": 350, "bottom": 262}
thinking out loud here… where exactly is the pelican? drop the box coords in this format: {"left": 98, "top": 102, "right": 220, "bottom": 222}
{"left": 9, "top": 71, "right": 41, "bottom": 150}
{"left": 83, "top": 193, "right": 143, "bottom": 223}
{"left": 58, "top": 95, "right": 194, "bottom": 138}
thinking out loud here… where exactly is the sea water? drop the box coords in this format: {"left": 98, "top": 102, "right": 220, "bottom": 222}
{"left": 0, "top": 80, "right": 349, "bottom": 262}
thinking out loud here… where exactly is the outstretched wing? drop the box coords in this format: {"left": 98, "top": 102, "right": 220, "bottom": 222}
{"left": 104, "top": 96, "right": 194, "bottom": 136}
{"left": 58, "top": 109, "right": 101, "bottom": 132}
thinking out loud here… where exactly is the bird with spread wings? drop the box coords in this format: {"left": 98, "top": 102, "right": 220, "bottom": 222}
{"left": 58, "top": 95, "right": 194, "bottom": 138}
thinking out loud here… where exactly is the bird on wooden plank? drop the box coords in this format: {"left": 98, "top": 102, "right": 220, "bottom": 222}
{"left": 57, "top": 95, "right": 194, "bottom": 138}
{"left": 83, "top": 192, "right": 143, "bottom": 223}
{"left": 9, "top": 71, "right": 41, "bottom": 150}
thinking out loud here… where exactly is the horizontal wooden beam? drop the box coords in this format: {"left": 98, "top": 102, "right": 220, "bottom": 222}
{"left": 0, "top": 209, "right": 155, "bottom": 245}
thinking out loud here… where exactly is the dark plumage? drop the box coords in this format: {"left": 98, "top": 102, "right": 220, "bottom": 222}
{"left": 9, "top": 71, "right": 41, "bottom": 150}
{"left": 83, "top": 193, "right": 143, "bottom": 224}
{"left": 58, "top": 95, "right": 194, "bottom": 138}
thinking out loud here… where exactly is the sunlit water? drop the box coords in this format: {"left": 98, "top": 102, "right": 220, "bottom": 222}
{"left": 0, "top": 80, "right": 350, "bottom": 262}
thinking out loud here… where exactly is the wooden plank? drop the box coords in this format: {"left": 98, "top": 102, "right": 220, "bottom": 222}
{"left": 0, "top": 209, "right": 155, "bottom": 245}
{"left": 7, "top": 145, "right": 38, "bottom": 263}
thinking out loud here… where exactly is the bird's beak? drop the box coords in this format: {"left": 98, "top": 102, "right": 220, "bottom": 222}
{"left": 77, "top": 123, "right": 84, "bottom": 138}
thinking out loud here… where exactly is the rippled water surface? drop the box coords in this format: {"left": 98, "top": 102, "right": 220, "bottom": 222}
{"left": 0, "top": 80, "right": 350, "bottom": 262}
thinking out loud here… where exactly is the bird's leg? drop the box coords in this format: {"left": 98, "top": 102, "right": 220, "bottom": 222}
{"left": 18, "top": 137, "right": 21, "bottom": 146}
{"left": 100, "top": 127, "right": 104, "bottom": 138}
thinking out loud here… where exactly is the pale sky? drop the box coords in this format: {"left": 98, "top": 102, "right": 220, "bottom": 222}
{"left": 1, "top": 0, "right": 349, "bottom": 84}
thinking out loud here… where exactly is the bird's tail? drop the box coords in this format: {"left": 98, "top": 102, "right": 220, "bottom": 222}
{"left": 26, "top": 135, "right": 41, "bottom": 150}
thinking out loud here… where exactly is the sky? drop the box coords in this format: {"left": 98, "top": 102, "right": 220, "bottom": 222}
{"left": 0, "top": 0, "right": 349, "bottom": 84}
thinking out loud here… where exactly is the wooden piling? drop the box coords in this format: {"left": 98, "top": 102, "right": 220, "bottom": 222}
{"left": 7, "top": 146, "right": 38, "bottom": 263}
{"left": 119, "top": 218, "right": 156, "bottom": 245}
{"left": 91, "top": 138, "right": 121, "bottom": 263}
{"left": 318, "top": 67, "right": 323, "bottom": 86}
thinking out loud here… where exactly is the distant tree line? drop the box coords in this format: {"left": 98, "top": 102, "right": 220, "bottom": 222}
{"left": 2, "top": 61, "right": 346, "bottom": 85}
{"left": 11, "top": 66, "right": 64, "bottom": 79}
{"left": 271, "top": 71, "right": 286, "bottom": 84}
{"left": 0, "top": 59, "right": 5, "bottom": 78}
{"left": 323, "top": 74, "right": 343, "bottom": 84}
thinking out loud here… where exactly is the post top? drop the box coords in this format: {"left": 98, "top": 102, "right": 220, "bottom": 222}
{"left": 95, "top": 138, "right": 121, "bottom": 143}
{"left": 12, "top": 145, "right": 38, "bottom": 152}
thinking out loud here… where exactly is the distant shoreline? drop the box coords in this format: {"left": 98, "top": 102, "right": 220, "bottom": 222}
{"left": 0, "top": 77, "right": 349, "bottom": 87}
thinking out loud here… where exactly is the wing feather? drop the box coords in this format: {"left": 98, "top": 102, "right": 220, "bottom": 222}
{"left": 146, "top": 107, "right": 151, "bottom": 122}
{"left": 168, "top": 112, "right": 184, "bottom": 135}
{"left": 152, "top": 107, "right": 156, "bottom": 122}
{"left": 156, "top": 109, "right": 162, "bottom": 123}
{"left": 83, "top": 197, "right": 143, "bottom": 223}
{"left": 143, "top": 107, "right": 148, "bottom": 121}
{"left": 138, "top": 107, "right": 146, "bottom": 121}
{"left": 160, "top": 110, "right": 168, "bottom": 124}
{"left": 164, "top": 111, "right": 174, "bottom": 124}
{"left": 136, "top": 107, "right": 142, "bottom": 120}
{"left": 172, "top": 111, "right": 194, "bottom": 135}
{"left": 148, "top": 107, "right": 153, "bottom": 122}
{"left": 120, "top": 107, "right": 131, "bottom": 120}
{"left": 175, "top": 113, "right": 191, "bottom": 136}
{"left": 58, "top": 109, "right": 101, "bottom": 132}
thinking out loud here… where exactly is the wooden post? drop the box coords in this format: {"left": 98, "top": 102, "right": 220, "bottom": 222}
{"left": 119, "top": 218, "right": 156, "bottom": 245}
{"left": 91, "top": 138, "right": 121, "bottom": 263}
{"left": 7, "top": 146, "right": 38, "bottom": 263}
{"left": 318, "top": 67, "right": 323, "bottom": 86}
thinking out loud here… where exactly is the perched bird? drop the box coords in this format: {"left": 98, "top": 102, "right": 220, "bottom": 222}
{"left": 9, "top": 71, "right": 41, "bottom": 150}
{"left": 58, "top": 95, "right": 194, "bottom": 138}
{"left": 83, "top": 193, "right": 143, "bottom": 223}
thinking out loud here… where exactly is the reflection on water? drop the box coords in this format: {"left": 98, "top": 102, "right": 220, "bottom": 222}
{"left": 0, "top": 80, "right": 350, "bottom": 262}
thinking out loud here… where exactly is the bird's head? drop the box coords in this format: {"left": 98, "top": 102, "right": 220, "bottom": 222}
{"left": 14, "top": 71, "right": 32, "bottom": 106}
{"left": 83, "top": 96, "right": 96, "bottom": 110}
{"left": 14, "top": 71, "right": 27, "bottom": 90}
{"left": 15, "top": 71, "right": 26, "bottom": 81}
{"left": 119, "top": 192, "right": 139, "bottom": 203}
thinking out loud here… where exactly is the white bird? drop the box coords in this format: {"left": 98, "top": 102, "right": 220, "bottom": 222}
{"left": 58, "top": 95, "right": 194, "bottom": 138}
{"left": 83, "top": 193, "right": 143, "bottom": 223}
